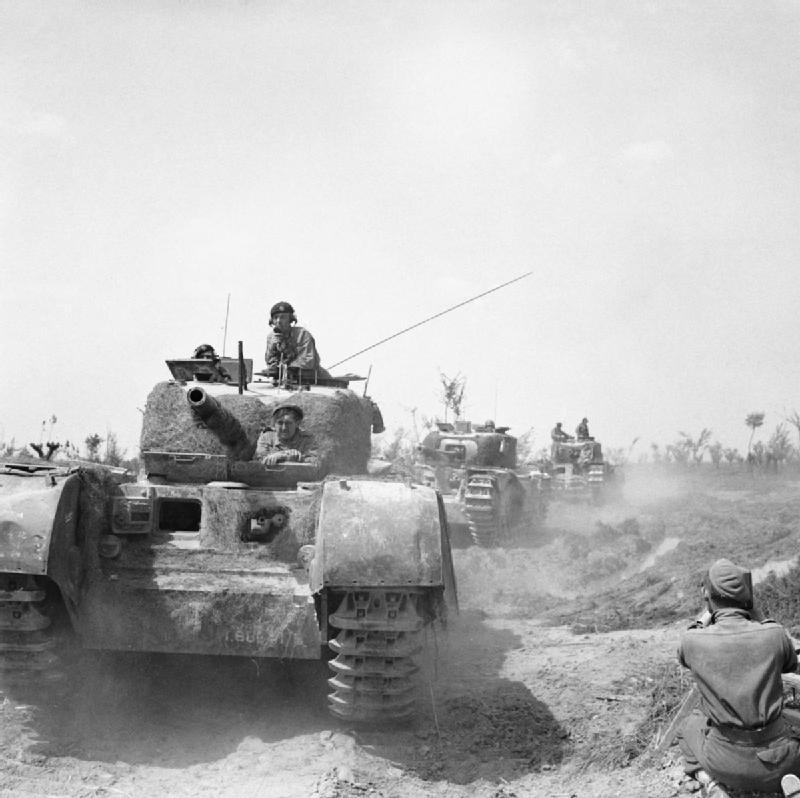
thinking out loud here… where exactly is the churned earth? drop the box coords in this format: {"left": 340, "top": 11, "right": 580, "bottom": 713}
{"left": 3, "top": 467, "right": 800, "bottom": 798}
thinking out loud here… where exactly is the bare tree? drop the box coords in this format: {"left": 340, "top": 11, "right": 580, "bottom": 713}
{"left": 784, "top": 410, "right": 800, "bottom": 448}
{"left": 104, "top": 432, "right": 126, "bottom": 467}
{"left": 745, "top": 412, "right": 765, "bottom": 456}
{"left": 85, "top": 433, "right": 104, "bottom": 462}
{"left": 666, "top": 441, "right": 690, "bottom": 466}
{"left": 439, "top": 371, "right": 466, "bottom": 422}
{"left": 723, "top": 447, "right": 741, "bottom": 465}
{"left": 766, "top": 423, "right": 793, "bottom": 471}
{"left": 30, "top": 442, "right": 60, "bottom": 460}
{"left": 516, "top": 427, "right": 537, "bottom": 465}
{"left": 677, "top": 429, "right": 712, "bottom": 465}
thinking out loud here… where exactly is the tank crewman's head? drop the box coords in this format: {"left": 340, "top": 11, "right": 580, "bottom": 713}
{"left": 272, "top": 404, "right": 303, "bottom": 443}
{"left": 193, "top": 344, "right": 218, "bottom": 360}
{"left": 269, "top": 301, "right": 297, "bottom": 334}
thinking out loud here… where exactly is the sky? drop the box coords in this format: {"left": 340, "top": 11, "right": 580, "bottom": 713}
{"left": 2, "top": 1, "right": 799, "bottom": 461}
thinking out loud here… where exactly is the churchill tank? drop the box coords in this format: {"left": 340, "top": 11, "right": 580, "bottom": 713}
{"left": 546, "top": 436, "right": 617, "bottom": 503}
{"left": 416, "top": 420, "right": 547, "bottom": 547}
{"left": 0, "top": 352, "right": 456, "bottom": 722}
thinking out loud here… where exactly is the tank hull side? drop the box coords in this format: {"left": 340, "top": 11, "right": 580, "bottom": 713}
{"left": 311, "top": 480, "right": 446, "bottom": 590}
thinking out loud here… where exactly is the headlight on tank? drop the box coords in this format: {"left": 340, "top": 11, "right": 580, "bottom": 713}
{"left": 112, "top": 497, "right": 153, "bottom": 534}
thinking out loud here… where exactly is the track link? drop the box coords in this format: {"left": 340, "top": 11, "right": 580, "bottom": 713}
{"left": 0, "top": 574, "right": 63, "bottom": 684}
{"left": 327, "top": 589, "right": 423, "bottom": 722}
{"left": 463, "top": 472, "right": 502, "bottom": 547}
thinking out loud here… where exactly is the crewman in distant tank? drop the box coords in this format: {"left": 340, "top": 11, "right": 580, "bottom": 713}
{"left": 256, "top": 404, "right": 321, "bottom": 469}
{"left": 551, "top": 422, "right": 572, "bottom": 443}
{"left": 265, "top": 301, "right": 329, "bottom": 380}
{"left": 676, "top": 558, "right": 800, "bottom": 797}
{"left": 575, "top": 418, "right": 590, "bottom": 440}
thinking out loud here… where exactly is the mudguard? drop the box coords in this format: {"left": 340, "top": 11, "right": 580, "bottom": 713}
{"left": 310, "top": 479, "right": 446, "bottom": 590}
{"left": 0, "top": 471, "right": 80, "bottom": 576}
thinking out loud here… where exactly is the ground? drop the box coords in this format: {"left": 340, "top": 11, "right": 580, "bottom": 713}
{"left": 3, "top": 466, "right": 800, "bottom": 798}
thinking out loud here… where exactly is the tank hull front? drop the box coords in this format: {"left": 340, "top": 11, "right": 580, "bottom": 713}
{"left": 75, "top": 564, "right": 321, "bottom": 658}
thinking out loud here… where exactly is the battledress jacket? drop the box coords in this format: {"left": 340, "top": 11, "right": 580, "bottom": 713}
{"left": 677, "top": 607, "right": 800, "bottom": 791}
{"left": 255, "top": 429, "right": 321, "bottom": 469}
{"left": 265, "top": 327, "right": 323, "bottom": 372}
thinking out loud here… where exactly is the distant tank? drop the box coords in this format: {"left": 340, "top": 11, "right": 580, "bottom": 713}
{"left": 416, "top": 419, "right": 547, "bottom": 547}
{"left": 0, "top": 352, "right": 456, "bottom": 723}
{"left": 545, "top": 436, "right": 617, "bottom": 503}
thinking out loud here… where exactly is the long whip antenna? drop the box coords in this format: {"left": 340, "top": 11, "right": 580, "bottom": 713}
{"left": 221, "top": 293, "right": 231, "bottom": 357}
{"left": 328, "top": 271, "right": 532, "bottom": 369}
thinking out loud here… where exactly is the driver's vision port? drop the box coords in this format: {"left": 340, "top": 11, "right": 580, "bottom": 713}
{"left": 158, "top": 499, "right": 201, "bottom": 532}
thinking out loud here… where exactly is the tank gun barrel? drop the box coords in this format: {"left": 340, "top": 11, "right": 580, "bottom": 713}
{"left": 187, "top": 387, "right": 252, "bottom": 458}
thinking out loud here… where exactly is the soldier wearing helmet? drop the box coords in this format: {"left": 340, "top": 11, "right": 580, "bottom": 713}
{"left": 575, "top": 417, "right": 591, "bottom": 440}
{"left": 255, "top": 404, "right": 321, "bottom": 468}
{"left": 265, "top": 301, "right": 329, "bottom": 380}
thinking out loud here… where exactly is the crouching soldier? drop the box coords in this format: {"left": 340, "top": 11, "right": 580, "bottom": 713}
{"left": 677, "top": 558, "right": 800, "bottom": 797}
{"left": 256, "top": 404, "right": 321, "bottom": 471}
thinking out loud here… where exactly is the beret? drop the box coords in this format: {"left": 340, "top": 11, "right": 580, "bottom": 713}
{"left": 704, "top": 558, "right": 752, "bottom": 607}
{"left": 270, "top": 301, "right": 295, "bottom": 317}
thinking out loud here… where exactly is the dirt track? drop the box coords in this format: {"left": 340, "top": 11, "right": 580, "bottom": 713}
{"left": 3, "top": 467, "right": 800, "bottom": 798}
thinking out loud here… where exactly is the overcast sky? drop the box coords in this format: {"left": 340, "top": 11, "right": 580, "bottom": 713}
{"left": 2, "top": 1, "right": 799, "bottom": 460}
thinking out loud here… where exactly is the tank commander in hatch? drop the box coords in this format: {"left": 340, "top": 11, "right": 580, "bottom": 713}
{"left": 256, "top": 404, "right": 321, "bottom": 469}
{"left": 575, "top": 417, "right": 590, "bottom": 440}
{"left": 191, "top": 343, "right": 230, "bottom": 382}
{"left": 265, "top": 301, "right": 329, "bottom": 380}
{"left": 675, "top": 558, "right": 800, "bottom": 797}
{"left": 550, "top": 422, "right": 572, "bottom": 443}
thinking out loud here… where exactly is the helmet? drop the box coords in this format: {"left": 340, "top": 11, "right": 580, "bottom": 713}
{"left": 272, "top": 404, "right": 304, "bottom": 422}
{"left": 269, "top": 301, "right": 297, "bottom": 324}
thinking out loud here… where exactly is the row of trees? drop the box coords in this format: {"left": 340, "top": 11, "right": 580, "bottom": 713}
{"left": 1, "top": 415, "right": 138, "bottom": 471}
{"left": 5, "top": 398, "right": 800, "bottom": 475}
{"left": 643, "top": 412, "right": 800, "bottom": 470}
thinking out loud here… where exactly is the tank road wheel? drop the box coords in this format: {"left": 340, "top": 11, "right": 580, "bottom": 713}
{"left": 0, "top": 574, "right": 64, "bottom": 686}
{"left": 463, "top": 473, "right": 501, "bottom": 547}
{"left": 327, "top": 589, "right": 424, "bottom": 723}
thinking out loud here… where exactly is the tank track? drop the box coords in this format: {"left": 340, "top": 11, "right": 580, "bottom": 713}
{"left": 327, "top": 589, "right": 423, "bottom": 722}
{"left": 463, "top": 472, "right": 504, "bottom": 547}
{"left": 0, "top": 574, "right": 63, "bottom": 685}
